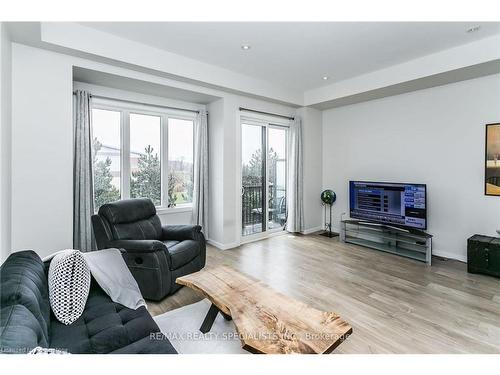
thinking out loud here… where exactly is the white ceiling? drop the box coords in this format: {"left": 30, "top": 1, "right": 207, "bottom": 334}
{"left": 80, "top": 22, "right": 500, "bottom": 91}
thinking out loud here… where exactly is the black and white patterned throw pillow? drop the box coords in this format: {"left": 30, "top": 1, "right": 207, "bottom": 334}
{"left": 48, "top": 250, "right": 91, "bottom": 325}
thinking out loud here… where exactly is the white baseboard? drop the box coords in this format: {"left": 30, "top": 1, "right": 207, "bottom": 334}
{"left": 208, "top": 230, "right": 289, "bottom": 249}
{"left": 301, "top": 226, "right": 323, "bottom": 235}
{"left": 206, "top": 239, "right": 239, "bottom": 250}
{"left": 240, "top": 230, "right": 288, "bottom": 246}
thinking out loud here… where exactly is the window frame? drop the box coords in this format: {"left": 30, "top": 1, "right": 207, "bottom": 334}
{"left": 91, "top": 98, "right": 196, "bottom": 212}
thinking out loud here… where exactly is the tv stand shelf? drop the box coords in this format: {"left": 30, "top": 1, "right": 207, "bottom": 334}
{"left": 340, "top": 220, "right": 433, "bottom": 265}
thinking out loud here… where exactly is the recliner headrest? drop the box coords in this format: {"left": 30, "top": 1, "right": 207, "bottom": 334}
{"left": 98, "top": 198, "right": 157, "bottom": 224}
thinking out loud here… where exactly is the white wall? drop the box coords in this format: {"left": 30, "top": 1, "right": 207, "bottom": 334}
{"left": 297, "top": 107, "right": 323, "bottom": 233}
{"left": 11, "top": 39, "right": 499, "bottom": 261}
{"left": 323, "top": 74, "right": 500, "bottom": 261}
{"left": 207, "top": 98, "right": 225, "bottom": 246}
{"left": 10, "top": 44, "right": 215, "bottom": 258}
{"left": 0, "top": 23, "right": 12, "bottom": 263}
{"left": 9, "top": 43, "right": 300, "bottom": 257}
{"left": 11, "top": 43, "right": 74, "bottom": 257}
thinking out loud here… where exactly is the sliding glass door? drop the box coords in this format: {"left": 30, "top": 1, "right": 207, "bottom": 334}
{"left": 241, "top": 123, "right": 265, "bottom": 236}
{"left": 268, "top": 127, "right": 287, "bottom": 230}
{"left": 241, "top": 121, "right": 288, "bottom": 237}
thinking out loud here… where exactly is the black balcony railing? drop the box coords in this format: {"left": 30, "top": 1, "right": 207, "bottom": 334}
{"left": 242, "top": 184, "right": 286, "bottom": 233}
{"left": 242, "top": 184, "right": 263, "bottom": 230}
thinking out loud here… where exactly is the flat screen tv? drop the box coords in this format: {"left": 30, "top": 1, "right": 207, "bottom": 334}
{"left": 349, "top": 181, "right": 427, "bottom": 230}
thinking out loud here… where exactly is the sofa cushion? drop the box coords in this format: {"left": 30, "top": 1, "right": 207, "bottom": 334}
{"left": 0, "top": 305, "right": 47, "bottom": 354}
{"left": 167, "top": 240, "right": 200, "bottom": 269}
{"left": 98, "top": 198, "right": 162, "bottom": 241}
{"left": 163, "top": 240, "right": 180, "bottom": 249}
{"left": 49, "top": 279, "right": 176, "bottom": 354}
{"left": 111, "top": 216, "right": 162, "bottom": 241}
{"left": 0, "top": 251, "right": 51, "bottom": 352}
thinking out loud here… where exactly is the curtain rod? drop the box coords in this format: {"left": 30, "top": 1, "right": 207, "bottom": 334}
{"left": 239, "top": 107, "right": 294, "bottom": 120}
{"left": 73, "top": 92, "right": 201, "bottom": 114}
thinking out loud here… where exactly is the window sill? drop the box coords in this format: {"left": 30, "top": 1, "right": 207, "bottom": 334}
{"left": 156, "top": 205, "right": 193, "bottom": 215}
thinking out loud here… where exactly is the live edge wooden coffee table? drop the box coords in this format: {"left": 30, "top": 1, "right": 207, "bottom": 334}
{"left": 176, "top": 266, "right": 352, "bottom": 354}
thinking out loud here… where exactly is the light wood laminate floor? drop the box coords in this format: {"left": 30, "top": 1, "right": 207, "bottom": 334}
{"left": 148, "top": 233, "right": 500, "bottom": 353}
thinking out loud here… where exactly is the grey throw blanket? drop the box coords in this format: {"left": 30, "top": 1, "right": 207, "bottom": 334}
{"left": 43, "top": 248, "right": 146, "bottom": 310}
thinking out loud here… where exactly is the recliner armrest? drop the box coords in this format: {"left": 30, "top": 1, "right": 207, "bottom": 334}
{"left": 161, "top": 225, "right": 203, "bottom": 241}
{"left": 108, "top": 239, "right": 167, "bottom": 253}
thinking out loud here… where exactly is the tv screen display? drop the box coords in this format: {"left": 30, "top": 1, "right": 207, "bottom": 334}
{"left": 349, "top": 181, "right": 427, "bottom": 230}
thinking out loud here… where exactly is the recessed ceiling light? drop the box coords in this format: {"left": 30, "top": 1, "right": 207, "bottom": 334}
{"left": 241, "top": 44, "right": 251, "bottom": 50}
{"left": 466, "top": 25, "right": 481, "bottom": 33}
{"left": 322, "top": 76, "right": 329, "bottom": 80}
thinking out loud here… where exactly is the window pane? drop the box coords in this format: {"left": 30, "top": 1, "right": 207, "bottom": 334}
{"left": 130, "top": 113, "right": 161, "bottom": 206}
{"left": 268, "top": 127, "right": 287, "bottom": 230}
{"left": 241, "top": 124, "right": 265, "bottom": 236}
{"left": 168, "top": 118, "right": 194, "bottom": 205}
{"left": 92, "top": 108, "right": 121, "bottom": 211}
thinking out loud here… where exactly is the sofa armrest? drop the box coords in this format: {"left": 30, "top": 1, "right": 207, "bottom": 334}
{"left": 161, "top": 225, "right": 203, "bottom": 241}
{"left": 108, "top": 239, "right": 167, "bottom": 253}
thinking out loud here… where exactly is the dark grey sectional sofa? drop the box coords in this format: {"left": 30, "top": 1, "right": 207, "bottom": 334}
{"left": 0, "top": 250, "right": 176, "bottom": 354}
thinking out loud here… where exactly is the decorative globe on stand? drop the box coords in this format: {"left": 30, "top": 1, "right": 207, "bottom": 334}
{"left": 321, "top": 190, "right": 337, "bottom": 205}
{"left": 320, "top": 189, "right": 339, "bottom": 238}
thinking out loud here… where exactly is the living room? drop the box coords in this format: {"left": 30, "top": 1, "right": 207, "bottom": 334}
{"left": 1, "top": 0, "right": 500, "bottom": 372}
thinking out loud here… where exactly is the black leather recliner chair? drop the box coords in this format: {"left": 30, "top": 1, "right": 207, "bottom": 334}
{"left": 91, "top": 198, "right": 206, "bottom": 301}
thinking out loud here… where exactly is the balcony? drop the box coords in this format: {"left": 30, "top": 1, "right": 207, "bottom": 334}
{"left": 242, "top": 184, "right": 286, "bottom": 236}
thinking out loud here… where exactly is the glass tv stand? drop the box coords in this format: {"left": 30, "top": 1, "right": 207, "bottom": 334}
{"left": 340, "top": 220, "right": 433, "bottom": 265}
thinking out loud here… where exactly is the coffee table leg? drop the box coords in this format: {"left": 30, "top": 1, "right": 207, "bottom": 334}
{"left": 200, "top": 304, "right": 220, "bottom": 333}
{"left": 200, "top": 303, "right": 232, "bottom": 333}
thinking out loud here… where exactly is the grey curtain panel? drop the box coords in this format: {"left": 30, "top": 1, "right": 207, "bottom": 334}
{"left": 286, "top": 117, "right": 304, "bottom": 233}
{"left": 73, "top": 90, "right": 95, "bottom": 251}
{"left": 192, "top": 109, "right": 209, "bottom": 234}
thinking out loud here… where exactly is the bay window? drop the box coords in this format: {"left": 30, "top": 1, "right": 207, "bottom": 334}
{"left": 91, "top": 99, "right": 195, "bottom": 211}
